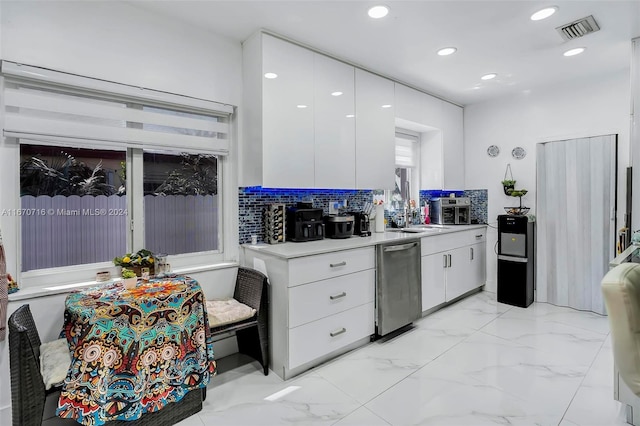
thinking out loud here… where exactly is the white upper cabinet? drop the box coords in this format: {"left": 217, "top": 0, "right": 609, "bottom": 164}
{"left": 314, "top": 54, "right": 356, "bottom": 189}
{"left": 394, "top": 83, "right": 442, "bottom": 129}
{"left": 262, "top": 35, "right": 315, "bottom": 188}
{"left": 440, "top": 101, "right": 464, "bottom": 189}
{"left": 355, "top": 69, "right": 395, "bottom": 189}
{"left": 241, "top": 33, "right": 358, "bottom": 189}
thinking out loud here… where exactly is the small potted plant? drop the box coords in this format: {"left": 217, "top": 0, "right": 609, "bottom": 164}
{"left": 121, "top": 268, "right": 138, "bottom": 290}
{"left": 502, "top": 179, "right": 516, "bottom": 196}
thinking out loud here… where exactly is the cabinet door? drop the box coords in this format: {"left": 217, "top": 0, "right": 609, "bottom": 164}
{"left": 262, "top": 35, "right": 315, "bottom": 188}
{"left": 445, "top": 246, "right": 471, "bottom": 301}
{"left": 395, "top": 83, "right": 442, "bottom": 129}
{"left": 355, "top": 69, "right": 395, "bottom": 190}
{"left": 314, "top": 54, "right": 356, "bottom": 188}
{"left": 440, "top": 101, "right": 464, "bottom": 190}
{"left": 469, "top": 242, "right": 486, "bottom": 289}
{"left": 421, "top": 253, "right": 446, "bottom": 312}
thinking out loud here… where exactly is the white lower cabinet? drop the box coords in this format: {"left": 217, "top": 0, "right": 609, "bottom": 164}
{"left": 242, "top": 246, "right": 375, "bottom": 379}
{"left": 289, "top": 302, "right": 374, "bottom": 368}
{"left": 420, "top": 228, "right": 487, "bottom": 312}
{"left": 421, "top": 252, "right": 446, "bottom": 311}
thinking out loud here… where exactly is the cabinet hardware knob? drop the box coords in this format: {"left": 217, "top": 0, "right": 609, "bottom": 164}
{"left": 330, "top": 292, "right": 347, "bottom": 300}
{"left": 330, "top": 327, "right": 347, "bottom": 337}
{"left": 475, "top": 234, "right": 483, "bottom": 238}
{"left": 448, "top": 254, "right": 452, "bottom": 267}
{"left": 443, "top": 254, "right": 448, "bottom": 268}
{"left": 330, "top": 261, "right": 347, "bottom": 268}
{"left": 470, "top": 247, "right": 474, "bottom": 260}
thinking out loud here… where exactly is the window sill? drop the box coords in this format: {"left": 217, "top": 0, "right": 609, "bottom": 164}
{"left": 8, "top": 261, "right": 239, "bottom": 302}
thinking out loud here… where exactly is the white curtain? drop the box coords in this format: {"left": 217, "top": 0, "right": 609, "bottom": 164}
{"left": 536, "top": 135, "right": 616, "bottom": 315}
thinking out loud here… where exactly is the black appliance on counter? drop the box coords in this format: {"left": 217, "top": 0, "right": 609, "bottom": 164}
{"left": 348, "top": 211, "right": 371, "bottom": 237}
{"left": 286, "top": 202, "right": 324, "bottom": 242}
{"left": 324, "top": 214, "right": 355, "bottom": 239}
{"left": 497, "top": 214, "right": 535, "bottom": 308}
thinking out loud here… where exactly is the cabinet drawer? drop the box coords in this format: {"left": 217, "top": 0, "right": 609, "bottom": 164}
{"left": 288, "top": 302, "right": 374, "bottom": 368}
{"left": 288, "top": 247, "right": 375, "bottom": 287}
{"left": 421, "top": 228, "right": 486, "bottom": 256}
{"left": 289, "top": 269, "right": 375, "bottom": 328}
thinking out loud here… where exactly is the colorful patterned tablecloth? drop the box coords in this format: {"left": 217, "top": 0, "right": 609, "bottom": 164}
{"left": 57, "top": 276, "right": 216, "bottom": 425}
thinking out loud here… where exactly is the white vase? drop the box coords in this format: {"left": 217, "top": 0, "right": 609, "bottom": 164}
{"left": 123, "top": 277, "right": 137, "bottom": 290}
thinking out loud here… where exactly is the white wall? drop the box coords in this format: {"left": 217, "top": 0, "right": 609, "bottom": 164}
{"left": 0, "top": 0, "right": 243, "bottom": 417}
{"left": 465, "top": 70, "right": 631, "bottom": 293}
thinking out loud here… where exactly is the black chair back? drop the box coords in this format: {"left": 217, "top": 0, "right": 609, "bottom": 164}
{"left": 9, "top": 304, "right": 46, "bottom": 426}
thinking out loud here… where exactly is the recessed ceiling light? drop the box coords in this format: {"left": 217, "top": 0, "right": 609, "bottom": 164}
{"left": 437, "top": 47, "right": 457, "bottom": 56}
{"left": 563, "top": 47, "right": 586, "bottom": 56}
{"left": 264, "top": 72, "right": 278, "bottom": 79}
{"left": 381, "top": 104, "right": 392, "bottom": 108}
{"left": 530, "top": 6, "right": 558, "bottom": 21}
{"left": 331, "top": 91, "right": 343, "bottom": 96}
{"left": 346, "top": 114, "right": 355, "bottom": 118}
{"left": 297, "top": 104, "right": 308, "bottom": 109}
{"left": 481, "top": 73, "right": 497, "bottom": 80}
{"left": 368, "top": 5, "right": 389, "bottom": 19}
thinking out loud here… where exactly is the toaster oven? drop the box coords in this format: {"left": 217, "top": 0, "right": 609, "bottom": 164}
{"left": 429, "top": 197, "right": 471, "bottom": 225}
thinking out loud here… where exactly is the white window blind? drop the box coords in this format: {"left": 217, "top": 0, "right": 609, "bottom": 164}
{"left": 1, "top": 61, "right": 232, "bottom": 154}
{"left": 395, "top": 134, "right": 418, "bottom": 167}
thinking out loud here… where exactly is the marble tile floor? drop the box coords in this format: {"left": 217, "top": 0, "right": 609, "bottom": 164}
{"left": 178, "top": 291, "right": 628, "bottom": 426}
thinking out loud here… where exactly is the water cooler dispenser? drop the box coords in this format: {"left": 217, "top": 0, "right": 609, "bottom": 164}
{"left": 497, "top": 215, "right": 535, "bottom": 308}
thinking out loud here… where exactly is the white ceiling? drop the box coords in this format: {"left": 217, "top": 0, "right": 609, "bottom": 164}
{"left": 132, "top": 0, "right": 640, "bottom": 106}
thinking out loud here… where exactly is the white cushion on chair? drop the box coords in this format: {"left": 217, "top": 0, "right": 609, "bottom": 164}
{"left": 40, "top": 338, "right": 71, "bottom": 390}
{"left": 206, "top": 298, "right": 256, "bottom": 328}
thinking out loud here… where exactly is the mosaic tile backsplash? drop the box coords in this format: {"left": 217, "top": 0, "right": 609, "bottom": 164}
{"left": 239, "top": 187, "right": 488, "bottom": 244}
{"left": 239, "top": 187, "right": 373, "bottom": 244}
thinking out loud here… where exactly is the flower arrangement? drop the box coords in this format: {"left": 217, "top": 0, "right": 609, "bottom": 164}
{"left": 113, "top": 249, "right": 155, "bottom": 268}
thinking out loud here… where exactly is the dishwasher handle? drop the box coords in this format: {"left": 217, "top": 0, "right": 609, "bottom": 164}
{"left": 382, "top": 241, "right": 419, "bottom": 252}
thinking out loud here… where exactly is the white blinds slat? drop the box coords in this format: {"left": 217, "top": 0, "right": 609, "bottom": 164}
{"left": 5, "top": 88, "right": 228, "bottom": 134}
{"left": 5, "top": 114, "right": 229, "bottom": 153}
{"left": 395, "top": 138, "right": 415, "bottom": 167}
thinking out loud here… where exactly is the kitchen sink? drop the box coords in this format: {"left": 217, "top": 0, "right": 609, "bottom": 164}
{"left": 387, "top": 228, "right": 431, "bottom": 233}
{"left": 409, "top": 224, "right": 450, "bottom": 230}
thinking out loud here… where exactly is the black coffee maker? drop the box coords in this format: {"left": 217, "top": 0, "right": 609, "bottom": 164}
{"left": 286, "top": 202, "right": 325, "bottom": 242}
{"left": 348, "top": 211, "right": 371, "bottom": 237}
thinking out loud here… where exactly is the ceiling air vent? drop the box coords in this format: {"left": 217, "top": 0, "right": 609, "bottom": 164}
{"left": 556, "top": 15, "right": 600, "bottom": 41}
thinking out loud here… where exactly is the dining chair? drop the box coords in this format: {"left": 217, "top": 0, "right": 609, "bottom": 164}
{"left": 8, "top": 304, "right": 75, "bottom": 426}
{"left": 208, "top": 267, "right": 270, "bottom": 375}
{"left": 602, "top": 263, "right": 640, "bottom": 425}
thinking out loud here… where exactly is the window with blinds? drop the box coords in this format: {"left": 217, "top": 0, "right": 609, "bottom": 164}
{"left": 2, "top": 61, "right": 231, "bottom": 154}
{"left": 2, "top": 61, "right": 232, "bottom": 286}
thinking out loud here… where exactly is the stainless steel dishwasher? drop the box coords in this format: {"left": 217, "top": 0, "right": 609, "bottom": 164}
{"left": 376, "top": 239, "right": 422, "bottom": 336}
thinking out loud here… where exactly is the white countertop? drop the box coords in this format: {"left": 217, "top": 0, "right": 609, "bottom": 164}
{"left": 243, "top": 224, "right": 487, "bottom": 259}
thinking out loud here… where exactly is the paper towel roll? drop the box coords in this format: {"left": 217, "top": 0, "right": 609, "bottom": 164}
{"left": 375, "top": 205, "right": 385, "bottom": 233}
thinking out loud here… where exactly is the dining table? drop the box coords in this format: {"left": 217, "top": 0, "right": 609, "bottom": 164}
{"left": 57, "top": 275, "right": 216, "bottom": 425}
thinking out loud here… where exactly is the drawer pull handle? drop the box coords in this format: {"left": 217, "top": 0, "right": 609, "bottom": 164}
{"left": 330, "top": 327, "right": 346, "bottom": 337}
{"left": 330, "top": 261, "right": 347, "bottom": 268}
{"left": 330, "top": 292, "right": 347, "bottom": 300}
{"left": 475, "top": 234, "right": 483, "bottom": 238}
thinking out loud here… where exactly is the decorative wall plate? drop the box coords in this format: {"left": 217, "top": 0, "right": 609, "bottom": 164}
{"left": 486, "top": 145, "right": 500, "bottom": 157}
{"left": 512, "top": 146, "right": 526, "bottom": 159}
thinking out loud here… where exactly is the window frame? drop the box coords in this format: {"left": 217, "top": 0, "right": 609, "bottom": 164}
{"left": 1, "top": 65, "right": 239, "bottom": 290}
